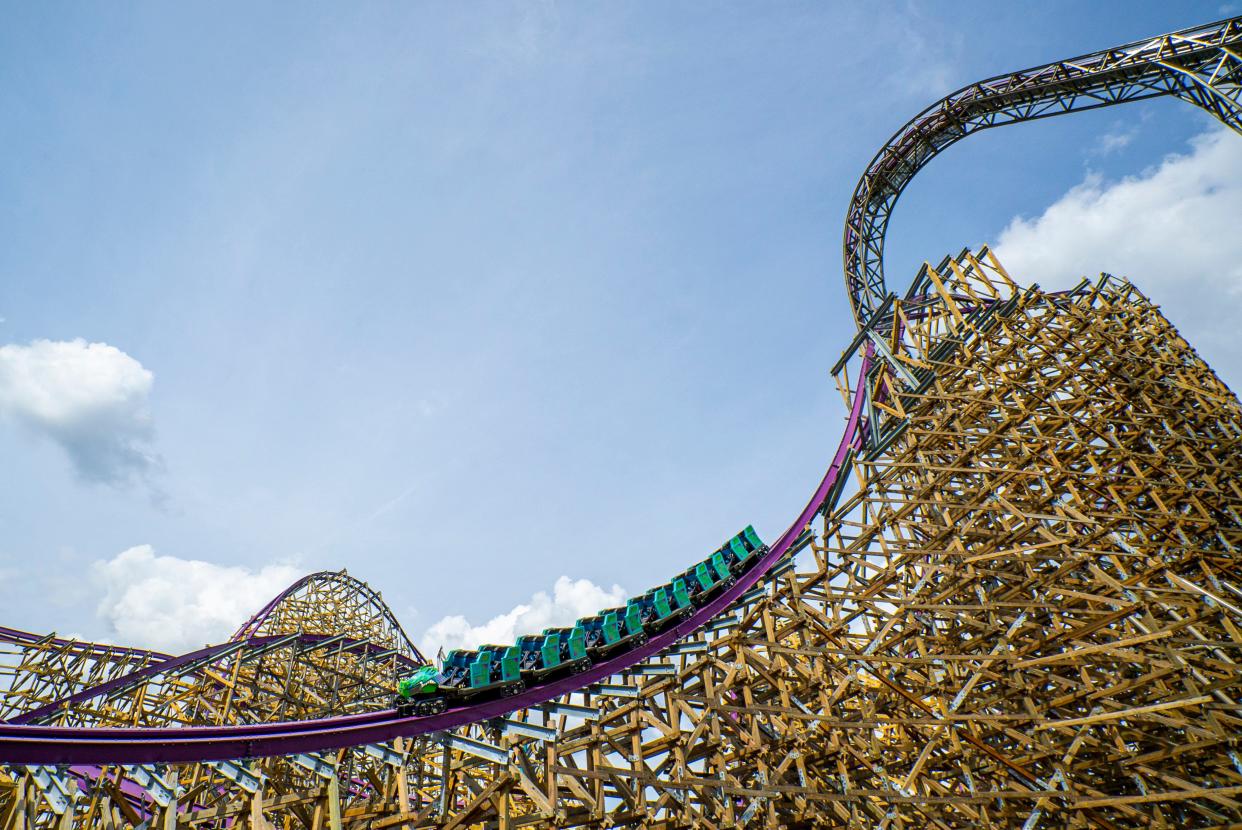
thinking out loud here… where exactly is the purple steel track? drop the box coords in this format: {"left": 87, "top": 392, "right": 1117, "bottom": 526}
{"left": 0, "top": 356, "right": 871, "bottom": 765}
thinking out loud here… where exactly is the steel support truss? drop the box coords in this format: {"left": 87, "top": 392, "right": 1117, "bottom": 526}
{"left": 843, "top": 15, "right": 1242, "bottom": 328}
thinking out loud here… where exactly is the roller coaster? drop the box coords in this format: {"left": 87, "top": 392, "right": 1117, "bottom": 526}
{"left": 3, "top": 15, "right": 1242, "bottom": 830}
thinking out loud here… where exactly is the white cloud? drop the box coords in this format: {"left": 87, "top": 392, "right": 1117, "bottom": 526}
{"left": 92, "top": 545, "right": 301, "bottom": 653}
{"left": 420, "top": 576, "right": 627, "bottom": 656}
{"left": 1091, "top": 125, "right": 1136, "bottom": 156}
{"left": 995, "top": 127, "right": 1242, "bottom": 390}
{"left": 0, "top": 339, "right": 162, "bottom": 487}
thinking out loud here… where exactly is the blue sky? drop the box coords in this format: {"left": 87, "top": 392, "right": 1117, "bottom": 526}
{"left": 2, "top": 2, "right": 1239, "bottom": 653}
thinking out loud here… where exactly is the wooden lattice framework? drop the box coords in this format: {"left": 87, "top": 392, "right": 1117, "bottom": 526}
{"left": 3, "top": 251, "right": 1240, "bottom": 829}
{"left": 0, "top": 634, "right": 168, "bottom": 723}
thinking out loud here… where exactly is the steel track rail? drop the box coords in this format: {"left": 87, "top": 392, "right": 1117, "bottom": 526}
{"left": 5, "top": 14, "right": 1241, "bottom": 769}
{"left": 843, "top": 15, "right": 1242, "bottom": 328}
{"left": 0, "top": 354, "right": 870, "bottom": 763}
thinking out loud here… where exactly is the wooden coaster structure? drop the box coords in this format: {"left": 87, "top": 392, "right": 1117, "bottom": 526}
{"left": 0, "top": 633, "right": 170, "bottom": 725}
{"left": 3, "top": 13, "right": 1242, "bottom": 830}
{"left": 3, "top": 250, "right": 1240, "bottom": 829}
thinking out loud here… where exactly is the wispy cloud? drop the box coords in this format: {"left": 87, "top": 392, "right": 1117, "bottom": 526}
{"left": 1091, "top": 125, "right": 1137, "bottom": 156}
{"left": 880, "top": 2, "right": 965, "bottom": 101}
{"left": 365, "top": 483, "right": 421, "bottom": 523}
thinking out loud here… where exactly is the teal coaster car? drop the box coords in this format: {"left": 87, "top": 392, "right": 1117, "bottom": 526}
{"left": 516, "top": 631, "right": 590, "bottom": 680}
{"left": 738, "top": 525, "right": 767, "bottom": 569}
{"left": 680, "top": 559, "right": 732, "bottom": 607}
{"left": 669, "top": 577, "right": 693, "bottom": 612}
{"left": 474, "top": 645, "right": 524, "bottom": 695}
{"left": 630, "top": 580, "right": 692, "bottom": 635}
{"left": 516, "top": 633, "right": 558, "bottom": 678}
{"left": 619, "top": 603, "right": 645, "bottom": 639}
{"left": 628, "top": 590, "right": 672, "bottom": 634}
{"left": 542, "top": 624, "right": 590, "bottom": 668}
{"left": 708, "top": 548, "right": 732, "bottom": 583}
{"left": 719, "top": 526, "right": 767, "bottom": 575}
{"left": 443, "top": 648, "right": 524, "bottom": 700}
{"left": 579, "top": 606, "right": 647, "bottom": 658}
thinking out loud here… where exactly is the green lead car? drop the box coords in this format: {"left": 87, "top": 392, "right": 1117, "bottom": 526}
{"left": 394, "top": 665, "right": 447, "bottom": 716}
